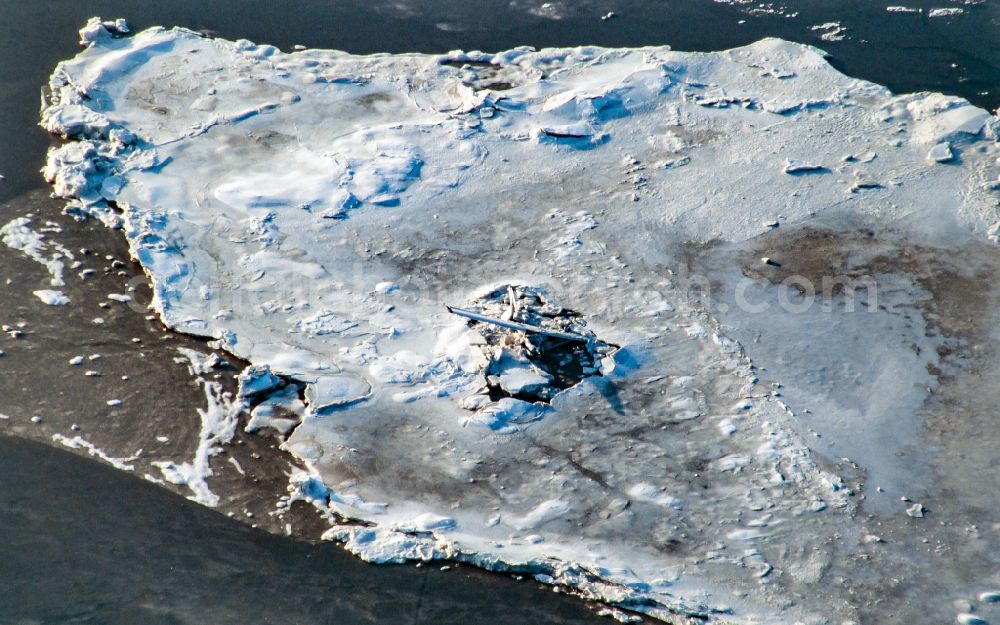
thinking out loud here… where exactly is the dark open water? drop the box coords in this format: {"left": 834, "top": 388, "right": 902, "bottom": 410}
{"left": 0, "top": 436, "right": 609, "bottom": 624}
{"left": 0, "top": 1, "right": 997, "bottom": 623}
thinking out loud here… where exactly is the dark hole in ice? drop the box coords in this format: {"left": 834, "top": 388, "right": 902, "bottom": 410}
{"left": 459, "top": 285, "right": 617, "bottom": 405}
{"left": 480, "top": 81, "right": 514, "bottom": 91}
{"left": 439, "top": 59, "right": 518, "bottom": 92}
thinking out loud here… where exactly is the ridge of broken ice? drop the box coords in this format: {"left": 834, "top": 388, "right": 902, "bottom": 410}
{"left": 41, "top": 19, "right": 1000, "bottom": 624}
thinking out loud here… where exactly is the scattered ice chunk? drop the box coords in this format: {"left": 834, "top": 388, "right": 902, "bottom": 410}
{"left": 492, "top": 350, "right": 552, "bottom": 396}
{"left": 227, "top": 457, "right": 245, "bottom": 476}
{"left": 928, "top": 142, "right": 954, "bottom": 163}
{"left": 928, "top": 7, "right": 964, "bottom": 17}
{"left": 237, "top": 364, "right": 282, "bottom": 398}
{"left": 78, "top": 17, "right": 130, "bottom": 45}
{"left": 537, "top": 122, "right": 596, "bottom": 139}
{"left": 33, "top": 290, "right": 69, "bottom": 305}
{"left": 956, "top": 614, "right": 988, "bottom": 625}
{"left": 906, "top": 503, "right": 926, "bottom": 518}
{"left": 323, "top": 525, "right": 449, "bottom": 565}
{"left": 783, "top": 158, "right": 825, "bottom": 174}
{"left": 844, "top": 150, "right": 878, "bottom": 163}
{"left": 810, "top": 22, "right": 847, "bottom": 42}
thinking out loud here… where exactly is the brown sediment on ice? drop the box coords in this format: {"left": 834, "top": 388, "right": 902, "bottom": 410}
{"left": 688, "top": 222, "right": 1000, "bottom": 624}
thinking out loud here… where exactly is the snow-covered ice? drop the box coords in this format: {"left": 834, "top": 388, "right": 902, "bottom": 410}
{"left": 40, "top": 19, "right": 1000, "bottom": 624}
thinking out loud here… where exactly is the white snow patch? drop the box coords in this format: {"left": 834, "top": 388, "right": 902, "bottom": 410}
{"left": 1, "top": 217, "right": 74, "bottom": 286}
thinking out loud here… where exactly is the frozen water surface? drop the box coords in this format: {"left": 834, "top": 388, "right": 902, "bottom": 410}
{"left": 41, "top": 18, "right": 1000, "bottom": 624}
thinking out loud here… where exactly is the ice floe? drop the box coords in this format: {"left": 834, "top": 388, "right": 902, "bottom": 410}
{"left": 40, "top": 19, "right": 1000, "bottom": 624}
